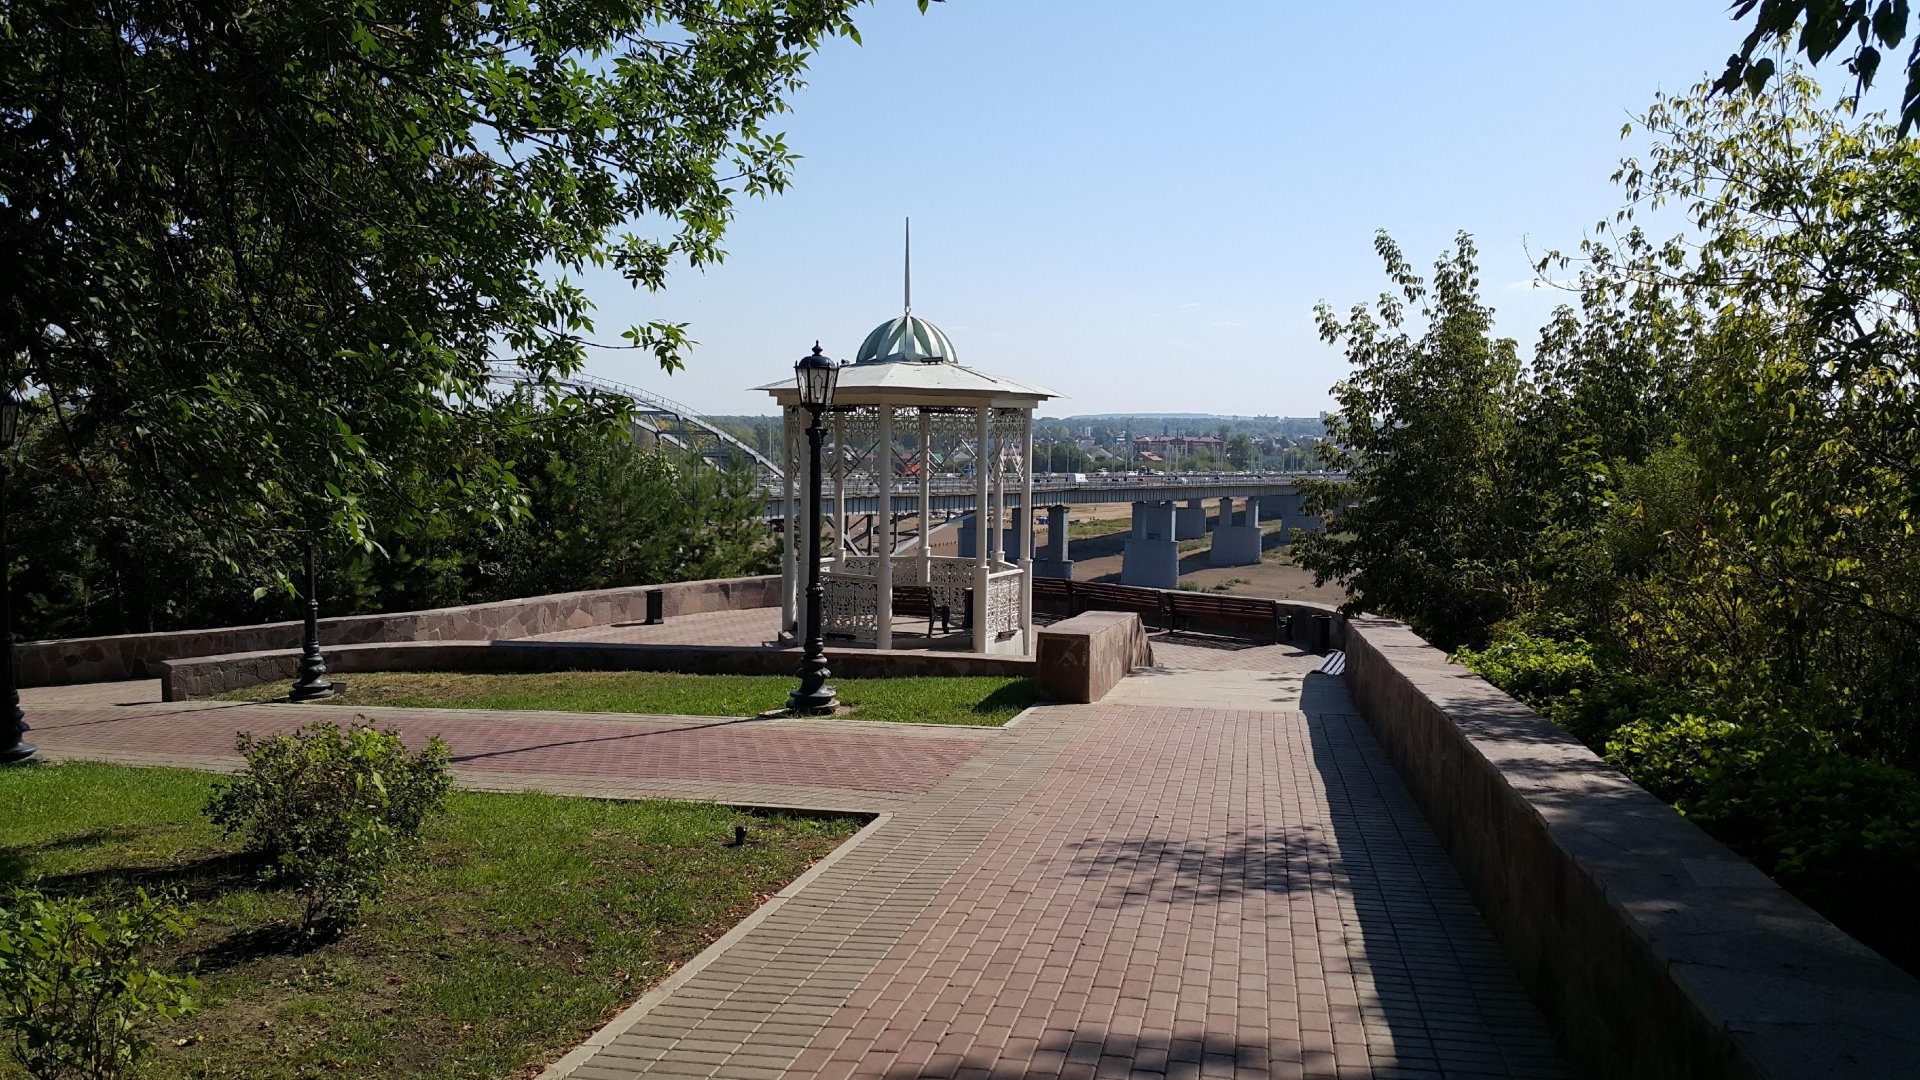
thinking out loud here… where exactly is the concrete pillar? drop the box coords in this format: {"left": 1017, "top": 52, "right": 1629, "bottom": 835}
{"left": 1034, "top": 504, "right": 1073, "bottom": 580}
{"left": 1175, "top": 497, "right": 1206, "bottom": 540}
{"left": 1211, "top": 496, "right": 1263, "bottom": 567}
{"left": 1002, "top": 510, "right": 1028, "bottom": 567}
{"left": 1122, "top": 500, "right": 1179, "bottom": 589}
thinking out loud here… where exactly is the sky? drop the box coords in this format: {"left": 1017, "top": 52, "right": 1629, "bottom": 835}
{"left": 572, "top": 2, "right": 1820, "bottom": 419}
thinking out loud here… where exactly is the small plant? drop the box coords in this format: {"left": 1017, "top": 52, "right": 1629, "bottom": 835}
{"left": 0, "top": 888, "right": 198, "bottom": 1080}
{"left": 206, "top": 721, "right": 453, "bottom": 933}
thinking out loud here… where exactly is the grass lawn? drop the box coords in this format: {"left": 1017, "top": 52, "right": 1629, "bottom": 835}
{"left": 1067, "top": 516, "right": 1130, "bottom": 540}
{"left": 0, "top": 761, "right": 862, "bottom": 1080}
{"left": 218, "top": 671, "right": 1037, "bottom": 726}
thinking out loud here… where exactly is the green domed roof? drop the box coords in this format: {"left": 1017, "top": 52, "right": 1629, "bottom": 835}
{"left": 854, "top": 315, "right": 957, "bottom": 365}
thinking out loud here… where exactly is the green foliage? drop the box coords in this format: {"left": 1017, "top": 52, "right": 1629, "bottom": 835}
{"left": 205, "top": 722, "right": 453, "bottom": 933}
{"left": 1718, "top": 2, "right": 1920, "bottom": 132}
{"left": 0, "top": 889, "right": 197, "bottom": 1080}
{"left": 1294, "top": 231, "right": 1527, "bottom": 649}
{"left": 1453, "top": 628, "right": 1602, "bottom": 712}
{"left": 1689, "top": 752, "right": 1920, "bottom": 951}
{"left": 1336, "top": 67, "right": 1920, "bottom": 969}
{"left": 5, "top": 407, "right": 775, "bottom": 640}
{"left": 0, "top": 0, "right": 868, "bottom": 577}
{"left": 1603, "top": 714, "right": 1754, "bottom": 808}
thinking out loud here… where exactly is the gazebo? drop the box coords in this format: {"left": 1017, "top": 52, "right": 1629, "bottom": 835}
{"left": 758, "top": 310, "right": 1057, "bottom": 655}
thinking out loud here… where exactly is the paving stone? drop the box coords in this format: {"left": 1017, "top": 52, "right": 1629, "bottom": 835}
{"left": 23, "top": 634, "right": 1570, "bottom": 1079}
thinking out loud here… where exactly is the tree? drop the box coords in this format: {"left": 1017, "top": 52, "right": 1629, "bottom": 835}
{"left": 0, "top": 0, "right": 884, "bottom": 572}
{"left": 1293, "top": 231, "right": 1526, "bottom": 650}
{"left": 1718, "top": 2, "right": 1920, "bottom": 132}
{"left": 1225, "top": 432, "right": 1256, "bottom": 469}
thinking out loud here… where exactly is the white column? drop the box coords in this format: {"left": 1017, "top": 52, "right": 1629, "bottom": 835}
{"left": 973, "top": 405, "right": 990, "bottom": 654}
{"left": 832, "top": 410, "right": 847, "bottom": 567}
{"left": 919, "top": 409, "right": 932, "bottom": 587}
{"left": 780, "top": 406, "right": 798, "bottom": 639}
{"left": 1020, "top": 409, "right": 1035, "bottom": 655}
{"left": 988, "top": 412, "right": 1003, "bottom": 567}
{"left": 876, "top": 402, "right": 893, "bottom": 650}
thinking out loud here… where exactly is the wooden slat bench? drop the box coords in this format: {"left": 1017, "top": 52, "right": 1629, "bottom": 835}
{"left": 1166, "top": 591, "right": 1288, "bottom": 643}
{"left": 1072, "top": 580, "right": 1172, "bottom": 630}
{"left": 1032, "top": 576, "right": 1074, "bottom": 617}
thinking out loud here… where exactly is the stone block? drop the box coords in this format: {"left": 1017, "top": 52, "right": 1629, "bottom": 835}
{"left": 1035, "top": 611, "right": 1151, "bottom": 704}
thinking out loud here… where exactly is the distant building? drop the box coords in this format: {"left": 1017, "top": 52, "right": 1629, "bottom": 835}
{"left": 1133, "top": 435, "right": 1222, "bottom": 455}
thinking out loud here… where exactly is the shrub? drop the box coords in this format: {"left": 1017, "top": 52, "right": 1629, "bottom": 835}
{"left": 1691, "top": 749, "right": 1920, "bottom": 972}
{"left": 1455, "top": 624, "right": 1700, "bottom": 747}
{"left": 1603, "top": 713, "right": 1752, "bottom": 806}
{"left": 0, "top": 888, "right": 197, "bottom": 1080}
{"left": 205, "top": 720, "right": 453, "bottom": 932}
{"left": 1453, "top": 628, "right": 1602, "bottom": 711}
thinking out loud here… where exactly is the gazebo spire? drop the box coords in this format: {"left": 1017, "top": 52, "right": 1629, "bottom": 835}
{"left": 903, "top": 216, "right": 911, "bottom": 317}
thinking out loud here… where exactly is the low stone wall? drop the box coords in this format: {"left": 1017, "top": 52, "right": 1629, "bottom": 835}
{"left": 1342, "top": 614, "right": 1920, "bottom": 1079}
{"left": 20, "top": 576, "right": 781, "bottom": 687}
{"left": 1035, "top": 578, "right": 1344, "bottom": 651}
{"left": 162, "top": 638, "right": 1033, "bottom": 701}
{"left": 1034, "top": 612, "right": 1152, "bottom": 703}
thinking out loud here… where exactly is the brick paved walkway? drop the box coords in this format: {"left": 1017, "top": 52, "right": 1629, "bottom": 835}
{"left": 23, "top": 700, "right": 994, "bottom": 813}
{"left": 547, "top": 643, "right": 1569, "bottom": 1080}
{"left": 20, "top": 637, "right": 1570, "bottom": 1078}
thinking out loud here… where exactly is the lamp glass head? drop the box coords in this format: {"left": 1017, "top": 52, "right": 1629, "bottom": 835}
{"left": 795, "top": 342, "right": 839, "bottom": 408}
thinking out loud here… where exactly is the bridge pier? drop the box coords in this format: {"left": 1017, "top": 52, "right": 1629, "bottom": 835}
{"left": 1034, "top": 505, "right": 1073, "bottom": 580}
{"left": 1174, "top": 497, "right": 1207, "bottom": 540}
{"left": 1211, "top": 496, "right": 1263, "bottom": 567}
{"left": 958, "top": 509, "right": 1033, "bottom": 564}
{"left": 1121, "top": 501, "right": 1179, "bottom": 590}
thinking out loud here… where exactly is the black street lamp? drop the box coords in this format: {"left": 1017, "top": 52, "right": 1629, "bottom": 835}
{"left": 0, "top": 392, "right": 32, "bottom": 764}
{"left": 288, "top": 538, "right": 335, "bottom": 702}
{"left": 788, "top": 342, "right": 840, "bottom": 716}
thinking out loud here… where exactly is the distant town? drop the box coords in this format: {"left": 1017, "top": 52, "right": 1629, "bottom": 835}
{"left": 710, "top": 413, "right": 1332, "bottom": 473}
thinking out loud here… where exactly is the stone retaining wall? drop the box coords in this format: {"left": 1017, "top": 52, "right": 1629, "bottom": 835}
{"left": 162, "top": 638, "right": 1033, "bottom": 701}
{"left": 1341, "top": 614, "right": 1920, "bottom": 1079}
{"left": 20, "top": 576, "right": 781, "bottom": 687}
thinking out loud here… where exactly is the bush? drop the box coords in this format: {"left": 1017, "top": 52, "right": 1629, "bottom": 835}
{"left": 0, "top": 888, "right": 198, "bottom": 1080}
{"left": 1692, "top": 749, "right": 1920, "bottom": 972}
{"left": 1453, "top": 628, "right": 1602, "bottom": 710}
{"left": 1603, "top": 713, "right": 1752, "bottom": 806}
{"left": 205, "top": 721, "right": 453, "bottom": 932}
{"left": 1455, "top": 625, "right": 1700, "bottom": 747}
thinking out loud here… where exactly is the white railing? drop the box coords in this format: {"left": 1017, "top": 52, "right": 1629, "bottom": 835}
{"left": 820, "top": 571, "right": 879, "bottom": 643}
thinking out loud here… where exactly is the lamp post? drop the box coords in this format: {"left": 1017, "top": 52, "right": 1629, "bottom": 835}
{"left": 0, "top": 393, "right": 32, "bottom": 763}
{"left": 288, "top": 538, "right": 335, "bottom": 701}
{"left": 788, "top": 343, "right": 840, "bottom": 715}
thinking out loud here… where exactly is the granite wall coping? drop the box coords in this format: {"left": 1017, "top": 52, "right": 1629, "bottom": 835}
{"left": 20, "top": 575, "right": 781, "bottom": 687}
{"left": 161, "top": 638, "right": 1034, "bottom": 701}
{"left": 1341, "top": 614, "right": 1920, "bottom": 1079}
